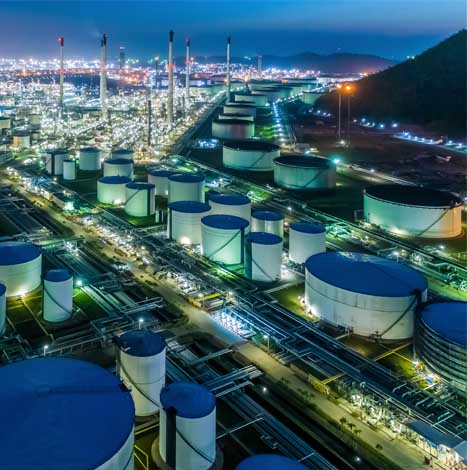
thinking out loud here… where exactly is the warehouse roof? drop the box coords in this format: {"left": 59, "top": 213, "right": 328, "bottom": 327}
{"left": 0, "top": 241, "right": 41, "bottom": 265}
{"left": 116, "top": 330, "right": 166, "bottom": 357}
{"left": 160, "top": 382, "right": 215, "bottom": 419}
{"left": 169, "top": 201, "right": 211, "bottom": 213}
{"left": 202, "top": 214, "right": 249, "bottom": 230}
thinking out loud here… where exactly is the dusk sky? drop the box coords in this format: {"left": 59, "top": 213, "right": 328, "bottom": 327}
{"left": 0, "top": 0, "right": 465, "bottom": 60}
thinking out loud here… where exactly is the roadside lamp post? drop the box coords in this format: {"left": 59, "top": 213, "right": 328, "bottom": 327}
{"left": 138, "top": 318, "right": 144, "bottom": 330}
{"left": 344, "top": 84, "right": 353, "bottom": 135}
{"left": 336, "top": 84, "right": 342, "bottom": 139}
{"left": 263, "top": 334, "right": 270, "bottom": 351}
{"left": 43, "top": 345, "right": 49, "bottom": 357}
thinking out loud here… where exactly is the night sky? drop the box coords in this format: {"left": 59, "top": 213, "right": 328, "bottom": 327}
{"left": 0, "top": 0, "right": 465, "bottom": 60}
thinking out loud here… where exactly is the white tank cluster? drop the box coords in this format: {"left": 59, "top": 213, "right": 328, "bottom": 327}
{"left": 116, "top": 330, "right": 166, "bottom": 417}
{"left": 236, "top": 454, "right": 308, "bottom": 470}
{"left": 62, "top": 159, "right": 77, "bottom": 180}
{"left": 251, "top": 210, "right": 284, "bottom": 238}
{"left": 125, "top": 182, "right": 155, "bottom": 217}
{"left": 159, "top": 382, "right": 216, "bottom": 470}
{"left": 223, "top": 140, "right": 280, "bottom": 171}
{"left": 43, "top": 269, "right": 73, "bottom": 322}
{"left": 111, "top": 148, "right": 134, "bottom": 160}
{"left": 234, "top": 93, "right": 268, "bottom": 107}
{"left": 103, "top": 158, "right": 134, "bottom": 179}
{"left": 13, "top": 131, "right": 31, "bottom": 148}
{"left": 302, "top": 91, "right": 323, "bottom": 105}
{"left": 305, "top": 252, "right": 428, "bottom": 341}
{"left": 212, "top": 118, "right": 255, "bottom": 140}
{"left": 46, "top": 149, "right": 68, "bottom": 176}
{"left": 208, "top": 193, "right": 251, "bottom": 223}
{"left": 0, "top": 357, "right": 135, "bottom": 470}
{"left": 168, "top": 201, "right": 211, "bottom": 245}
{"left": 79, "top": 147, "right": 102, "bottom": 171}
{"left": 224, "top": 103, "right": 257, "bottom": 117}
{"left": 289, "top": 222, "right": 326, "bottom": 264}
{"left": 364, "top": 185, "right": 463, "bottom": 239}
{"left": 97, "top": 176, "right": 131, "bottom": 205}
{"left": 0, "top": 284, "right": 5, "bottom": 335}
{"left": 148, "top": 169, "right": 178, "bottom": 196}
{"left": 273, "top": 156, "right": 336, "bottom": 190}
{"left": 168, "top": 173, "right": 205, "bottom": 204}
{"left": 245, "top": 232, "right": 283, "bottom": 283}
{"left": 201, "top": 214, "right": 249, "bottom": 265}
{"left": 0, "top": 241, "right": 42, "bottom": 297}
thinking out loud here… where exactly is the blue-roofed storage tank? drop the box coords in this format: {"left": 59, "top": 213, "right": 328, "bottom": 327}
{"left": 111, "top": 148, "right": 134, "bottom": 161}
{"left": 305, "top": 252, "right": 428, "bottom": 341}
{"left": 79, "top": 146, "right": 102, "bottom": 171}
{"left": 125, "top": 182, "right": 155, "bottom": 217}
{"left": 168, "top": 201, "right": 211, "bottom": 245}
{"left": 212, "top": 118, "right": 255, "bottom": 140}
{"left": 236, "top": 454, "right": 308, "bottom": 470}
{"left": 43, "top": 269, "right": 73, "bottom": 323}
{"left": 116, "top": 330, "right": 166, "bottom": 417}
{"left": 208, "top": 193, "right": 251, "bottom": 227}
{"left": 0, "top": 357, "right": 135, "bottom": 470}
{"left": 416, "top": 301, "right": 467, "bottom": 394}
{"left": 0, "top": 241, "right": 42, "bottom": 297}
{"left": 97, "top": 176, "right": 131, "bottom": 205}
{"left": 168, "top": 173, "right": 205, "bottom": 204}
{"left": 0, "top": 283, "right": 5, "bottom": 334}
{"left": 252, "top": 210, "right": 284, "bottom": 238}
{"left": 148, "top": 169, "right": 178, "bottom": 196}
{"left": 289, "top": 222, "right": 326, "bottom": 264}
{"left": 245, "top": 232, "right": 283, "bottom": 283}
{"left": 159, "top": 382, "right": 216, "bottom": 470}
{"left": 222, "top": 140, "right": 280, "bottom": 172}
{"left": 103, "top": 158, "right": 134, "bottom": 179}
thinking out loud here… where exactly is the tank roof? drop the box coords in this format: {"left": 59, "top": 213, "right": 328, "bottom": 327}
{"left": 116, "top": 330, "right": 166, "bottom": 356}
{"left": 98, "top": 176, "right": 132, "bottom": 184}
{"left": 0, "top": 241, "right": 41, "bottom": 265}
{"left": 0, "top": 357, "right": 134, "bottom": 470}
{"left": 104, "top": 158, "right": 134, "bottom": 165}
{"left": 365, "top": 185, "right": 462, "bottom": 207}
{"left": 224, "top": 140, "right": 280, "bottom": 152}
{"left": 169, "top": 201, "right": 211, "bottom": 213}
{"left": 149, "top": 169, "right": 178, "bottom": 177}
{"left": 213, "top": 118, "right": 252, "bottom": 125}
{"left": 421, "top": 302, "right": 467, "bottom": 347}
{"left": 0, "top": 284, "right": 5, "bottom": 296}
{"left": 274, "top": 156, "right": 332, "bottom": 168}
{"left": 209, "top": 193, "right": 251, "bottom": 205}
{"left": 126, "top": 182, "right": 155, "bottom": 190}
{"left": 45, "top": 269, "right": 72, "bottom": 282}
{"left": 247, "top": 232, "right": 282, "bottom": 245}
{"left": 80, "top": 146, "right": 100, "bottom": 152}
{"left": 202, "top": 214, "right": 249, "bottom": 230}
{"left": 236, "top": 454, "right": 307, "bottom": 470}
{"left": 112, "top": 149, "right": 133, "bottom": 155}
{"left": 46, "top": 148, "right": 68, "bottom": 155}
{"left": 160, "top": 382, "right": 215, "bottom": 419}
{"left": 169, "top": 173, "right": 205, "bottom": 183}
{"left": 252, "top": 210, "right": 283, "bottom": 221}
{"left": 290, "top": 222, "right": 325, "bottom": 234}
{"left": 306, "top": 252, "right": 427, "bottom": 297}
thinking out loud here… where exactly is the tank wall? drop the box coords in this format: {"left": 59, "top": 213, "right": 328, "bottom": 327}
{"left": 148, "top": 175, "right": 170, "bottom": 196}
{"left": 235, "top": 94, "right": 267, "bottom": 106}
{"left": 218, "top": 114, "right": 254, "bottom": 122}
{"left": 95, "top": 426, "right": 134, "bottom": 470}
{"left": 274, "top": 163, "right": 336, "bottom": 190}
{"left": 201, "top": 225, "right": 245, "bottom": 265}
{"left": 103, "top": 161, "right": 134, "bottom": 179}
{"left": 0, "top": 255, "right": 42, "bottom": 297}
{"left": 43, "top": 277, "right": 73, "bottom": 322}
{"left": 223, "top": 146, "right": 278, "bottom": 171}
{"left": 289, "top": 229, "right": 326, "bottom": 264}
{"left": 80, "top": 150, "right": 101, "bottom": 171}
{"left": 13, "top": 135, "right": 31, "bottom": 148}
{"left": 46, "top": 153, "right": 67, "bottom": 175}
{"left": 168, "top": 180, "right": 205, "bottom": 204}
{"left": 168, "top": 209, "right": 209, "bottom": 245}
{"left": 97, "top": 182, "right": 127, "bottom": 205}
{"left": 223, "top": 105, "right": 256, "bottom": 117}
{"left": 245, "top": 241, "right": 283, "bottom": 282}
{"left": 209, "top": 201, "right": 251, "bottom": 224}
{"left": 125, "top": 187, "right": 155, "bottom": 217}
{"left": 251, "top": 217, "right": 283, "bottom": 238}
{"left": 212, "top": 121, "right": 255, "bottom": 140}
{"left": 63, "top": 161, "right": 77, "bottom": 180}
{"left": 0, "top": 288, "right": 5, "bottom": 334}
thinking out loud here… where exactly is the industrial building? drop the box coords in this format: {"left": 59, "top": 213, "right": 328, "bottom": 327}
{"left": 79, "top": 147, "right": 102, "bottom": 171}
{"left": 251, "top": 210, "right": 284, "bottom": 238}
{"left": 125, "top": 182, "right": 155, "bottom": 217}
{"left": 245, "top": 232, "right": 283, "bottom": 283}
{"left": 168, "top": 201, "right": 211, "bottom": 245}
{"left": 97, "top": 176, "right": 131, "bottom": 205}
{"left": 212, "top": 118, "right": 255, "bottom": 140}
{"left": 288, "top": 222, "right": 326, "bottom": 264}
{"left": 103, "top": 158, "right": 134, "bottom": 179}
{"left": 43, "top": 269, "right": 73, "bottom": 322}
{"left": 223, "top": 140, "right": 280, "bottom": 171}
{"left": 168, "top": 173, "right": 205, "bottom": 204}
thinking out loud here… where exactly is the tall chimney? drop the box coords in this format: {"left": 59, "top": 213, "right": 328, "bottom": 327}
{"left": 58, "top": 37, "right": 64, "bottom": 110}
{"left": 226, "top": 36, "right": 231, "bottom": 103}
{"left": 185, "top": 37, "right": 190, "bottom": 105}
{"left": 100, "top": 33, "right": 108, "bottom": 119}
{"left": 258, "top": 55, "right": 262, "bottom": 78}
{"left": 167, "top": 30, "right": 174, "bottom": 127}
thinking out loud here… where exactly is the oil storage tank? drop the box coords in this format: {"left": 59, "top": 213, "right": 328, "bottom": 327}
{"left": 125, "top": 182, "right": 155, "bottom": 217}
{"left": 116, "top": 330, "right": 166, "bottom": 417}
{"left": 0, "top": 284, "right": 5, "bottom": 335}
{"left": 168, "top": 201, "right": 211, "bottom": 245}
{"left": 0, "top": 357, "right": 135, "bottom": 470}
{"left": 224, "top": 103, "right": 257, "bottom": 117}
{"left": 112, "top": 148, "right": 134, "bottom": 160}
{"left": 79, "top": 147, "right": 102, "bottom": 171}
{"left": 289, "top": 222, "right": 326, "bottom": 264}
{"left": 273, "top": 156, "right": 336, "bottom": 190}
{"left": 97, "top": 176, "right": 131, "bottom": 205}
{"left": 251, "top": 210, "right": 284, "bottom": 238}
{"left": 364, "top": 185, "right": 463, "bottom": 239}
{"left": 223, "top": 140, "right": 280, "bottom": 171}
{"left": 218, "top": 113, "right": 254, "bottom": 122}
{"left": 159, "top": 382, "right": 216, "bottom": 470}
{"left": 0, "top": 241, "right": 42, "bottom": 297}
{"left": 103, "top": 158, "right": 134, "bottom": 179}
{"left": 43, "top": 269, "right": 73, "bottom": 322}
{"left": 13, "top": 131, "right": 31, "bottom": 148}
{"left": 148, "top": 169, "right": 178, "bottom": 196}
{"left": 201, "top": 215, "right": 249, "bottom": 265}
{"left": 245, "top": 232, "right": 283, "bottom": 283}
{"left": 305, "top": 252, "right": 428, "bottom": 341}
{"left": 237, "top": 455, "right": 308, "bottom": 470}
{"left": 168, "top": 173, "right": 205, "bottom": 204}
{"left": 235, "top": 93, "right": 268, "bottom": 107}
{"left": 416, "top": 301, "right": 467, "bottom": 394}
{"left": 212, "top": 118, "right": 254, "bottom": 140}
{"left": 0, "top": 117, "right": 11, "bottom": 130}
{"left": 63, "top": 159, "right": 77, "bottom": 180}
{"left": 46, "top": 149, "right": 68, "bottom": 176}
{"left": 208, "top": 193, "right": 251, "bottom": 222}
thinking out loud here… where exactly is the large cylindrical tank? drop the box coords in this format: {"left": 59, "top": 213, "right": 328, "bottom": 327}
{"left": 148, "top": 169, "right": 178, "bottom": 196}
{"left": 251, "top": 210, "right": 284, "bottom": 238}
{"left": 208, "top": 193, "right": 251, "bottom": 223}
{"left": 302, "top": 91, "right": 323, "bottom": 105}
{"left": 168, "top": 173, "right": 205, "bottom": 204}
{"left": 235, "top": 93, "right": 268, "bottom": 107}
{"left": 46, "top": 149, "right": 68, "bottom": 176}
{"left": 103, "top": 158, "right": 134, "bottom": 179}
{"left": 62, "top": 159, "right": 77, "bottom": 180}
{"left": 0, "top": 242, "right": 42, "bottom": 297}
{"left": 201, "top": 215, "right": 249, "bottom": 265}
{"left": 273, "top": 156, "right": 336, "bottom": 190}
{"left": 364, "top": 185, "right": 463, "bottom": 239}
{"left": 125, "top": 182, "right": 155, "bottom": 217}
{"left": 223, "top": 103, "right": 257, "bottom": 117}
{"left": 0, "top": 284, "right": 5, "bottom": 335}
{"left": 218, "top": 113, "right": 254, "bottom": 122}
{"left": 305, "top": 252, "right": 428, "bottom": 341}
{"left": 159, "top": 382, "right": 216, "bottom": 470}
{"left": 255, "top": 87, "right": 282, "bottom": 102}
{"left": 116, "top": 330, "right": 166, "bottom": 417}
{"left": 245, "top": 232, "right": 283, "bottom": 283}
{"left": 236, "top": 455, "right": 308, "bottom": 470}
{"left": 223, "top": 140, "right": 280, "bottom": 171}
{"left": 212, "top": 118, "right": 254, "bottom": 140}
{"left": 289, "top": 222, "right": 326, "bottom": 264}
{"left": 43, "top": 269, "right": 73, "bottom": 322}
{"left": 97, "top": 176, "right": 131, "bottom": 205}
{"left": 0, "top": 117, "right": 11, "bottom": 129}
{"left": 0, "top": 357, "right": 135, "bottom": 470}
{"left": 168, "top": 201, "right": 211, "bottom": 245}
{"left": 79, "top": 147, "right": 102, "bottom": 171}
{"left": 13, "top": 131, "right": 31, "bottom": 148}
{"left": 248, "top": 80, "right": 281, "bottom": 92}
{"left": 112, "top": 149, "right": 134, "bottom": 161}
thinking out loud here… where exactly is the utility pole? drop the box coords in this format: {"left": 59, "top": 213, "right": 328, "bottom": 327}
{"left": 100, "top": 33, "right": 108, "bottom": 120}
{"left": 185, "top": 37, "right": 190, "bottom": 106}
{"left": 226, "top": 36, "right": 231, "bottom": 103}
{"left": 58, "top": 37, "right": 64, "bottom": 112}
{"left": 336, "top": 84, "right": 342, "bottom": 139}
{"left": 167, "top": 30, "right": 174, "bottom": 127}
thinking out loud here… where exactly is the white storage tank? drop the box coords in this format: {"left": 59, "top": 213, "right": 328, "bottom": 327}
{"left": 201, "top": 214, "right": 249, "bottom": 265}
{"left": 212, "top": 118, "right": 254, "bottom": 140}
{"left": 223, "top": 140, "right": 280, "bottom": 172}
{"left": 112, "top": 149, "right": 134, "bottom": 160}
{"left": 208, "top": 193, "right": 251, "bottom": 224}
{"left": 223, "top": 103, "right": 257, "bottom": 117}
{"left": 148, "top": 169, "right": 178, "bottom": 196}
{"left": 236, "top": 455, "right": 308, "bottom": 470}
{"left": 0, "top": 283, "right": 5, "bottom": 335}
{"left": 302, "top": 91, "right": 323, "bottom": 105}
{"left": 159, "top": 382, "right": 216, "bottom": 470}
{"left": 62, "top": 159, "right": 77, "bottom": 180}
{"left": 168, "top": 173, "right": 205, "bottom": 204}
{"left": 0, "top": 241, "right": 42, "bottom": 297}
{"left": 0, "top": 357, "right": 135, "bottom": 470}
{"left": 46, "top": 149, "right": 68, "bottom": 176}
{"left": 245, "top": 232, "right": 283, "bottom": 283}
{"left": 273, "top": 156, "right": 336, "bottom": 190}
{"left": 79, "top": 147, "right": 102, "bottom": 171}
{"left": 168, "top": 201, "right": 211, "bottom": 245}
{"left": 125, "top": 182, "right": 155, "bottom": 217}
{"left": 251, "top": 210, "right": 284, "bottom": 238}
{"left": 305, "top": 252, "right": 428, "bottom": 341}
{"left": 116, "top": 330, "right": 166, "bottom": 417}
{"left": 364, "top": 185, "right": 463, "bottom": 239}
{"left": 235, "top": 93, "right": 268, "bottom": 107}
{"left": 43, "top": 269, "right": 73, "bottom": 323}
{"left": 0, "top": 117, "right": 11, "bottom": 129}
{"left": 103, "top": 158, "right": 134, "bottom": 179}
{"left": 12, "top": 131, "right": 31, "bottom": 148}
{"left": 97, "top": 176, "right": 131, "bottom": 205}
{"left": 289, "top": 222, "right": 326, "bottom": 264}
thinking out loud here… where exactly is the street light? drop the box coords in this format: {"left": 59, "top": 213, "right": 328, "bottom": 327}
{"left": 344, "top": 84, "right": 354, "bottom": 135}
{"left": 336, "top": 84, "right": 342, "bottom": 139}
{"left": 263, "top": 334, "right": 270, "bottom": 351}
{"left": 138, "top": 318, "right": 144, "bottom": 330}
{"left": 43, "top": 345, "right": 49, "bottom": 357}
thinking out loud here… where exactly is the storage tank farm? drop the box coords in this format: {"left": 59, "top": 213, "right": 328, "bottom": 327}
{"left": 245, "top": 232, "right": 283, "bottom": 283}
{"left": 0, "top": 241, "right": 42, "bottom": 297}
{"left": 158, "top": 382, "right": 216, "bottom": 470}
{"left": 208, "top": 193, "right": 251, "bottom": 225}
{"left": 415, "top": 301, "right": 467, "bottom": 394}
{"left": 103, "top": 158, "right": 134, "bottom": 179}
{"left": 116, "top": 330, "right": 166, "bottom": 417}
{"left": 236, "top": 454, "right": 308, "bottom": 470}
{"left": 305, "top": 252, "right": 428, "bottom": 341}
{"left": 46, "top": 148, "right": 68, "bottom": 176}
{"left": 0, "top": 283, "right": 6, "bottom": 334}
{"left": 0, "top": 357, "right": 135, "bottom": 470}
{"left": 62, "top": 159, "right": 77, "bottom": 180}
{"left": 43, "top": 269, "right": 73, "bottom": 323}
{"left": 364, "top": 185, "right": 463, "bottom": 238}
{"left": 289, "top": 222, "right": 326, "bottom": 264}
{"left": 168, "top": 201, "right": 211, "bottom": 245}
{"left": 125, "top": 182, "right": 155, "bottom": 217}
{"left": 252, "top": 210, "right": 284, "bottom": 238}
{"left": 212, "top": 118, "right": 255, "bottom": 140}
{"left": 148, "top": 169, "right": 178, "bottom": 196}
{"left": 79, "top": 146, "right": 102, "bottom": 171}
{"left": 97, "top": 176, "right": 132, "bottom": 205}
{"left": 168, "top": 173, "right": 205, "bottom": 204}
{"left": 222, "top": 140, "right": 280, "bottom": 171}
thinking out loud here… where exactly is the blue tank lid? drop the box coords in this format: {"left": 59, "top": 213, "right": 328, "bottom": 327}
{"left": 306, "top": 252, "right": 427, "bottom": 297}
{"left": 0, "top": 357, "right": 134, "bottom": 470}
{"left": 45, "top": 269, "right": 72, "bottom": 282}
{"left": 252, "top": 210, "right": 283, "bottom": 221}
{"left": 209, "top": 193, "right": 251, "bottom": 205}
{"left": 160, "top": 382, "right": 215, "bottom": 419}
{"left": 149, "top": 169, "right": 177, "bottom": 177}
{"left": 169, "top": 201, "right": 211, "bottom": 213}
{"left": 0, "top": 242, "right": 41, "bottom": 265}
{"left": 247, "top": 232, "right": 282, "bottom": 245}
{"left": 0, "top": 284, "right": 5, "bottom": 296}
{"left": 169, "top": 173, "right": 205, "bottom": 183}
{"left": 202, "top": 214, "right": 249, "bottom": 230}
{"left": 98, "top": 176, "right": 132, "bottom": 184}
{"left": 104, "top": 158, "right": 133, "bottom": 165}
{"left": 422, "top": 302, "right": 467, "bottom": 347}
{"left": 116, "top": 330, "right": 166, "bottom": 356}
{"left": 290, "top": 222, "right": 325, "bottom": 234}
{"left": 236, "top": 455, "right": 307, "bottom": 470}
{"left": 126, "top": 182, "right": 155, "bottom": 190}
{"left": 80, "top": 146, "right": 100, "bottom": 152}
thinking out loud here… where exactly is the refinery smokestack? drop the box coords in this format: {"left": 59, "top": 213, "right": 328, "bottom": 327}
{"left": 167, "top": 30, "right": 174, "bottom": 127}
{"left": 258, "top": 55, "right": 262, "bottom": 78}
{"left": 58, "top": 37, "right": 64, "bottom": 110}
{"left": 100, "top": 33, "right": 108, "bottom": 119}
{"left": 185, "top": 37, "right": 190, "bottom": 105}
{"left": 226, "top": 36, "right": 231, "bottom": 102}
